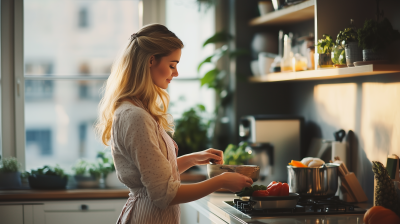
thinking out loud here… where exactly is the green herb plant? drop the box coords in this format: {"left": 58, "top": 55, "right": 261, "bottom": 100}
{"left": 357, "top": 18, "right": 400, "bottom": 51}
{"left": 72, "top": 160, "right": 101, "bottom": 179}
{"left": 223, "top": 142, "right": 253, "bottom": 165}
{"left": 24, "top": 165, "right": 66, "bottom": 178}
{"left": 97, "top": 151, "right": 115, "bottom": 177}
{"left": 236, "top": 184, "right": 267, "bottom": 196}
{"left": 316, "top": 34, "right": 335, "bottom": 54}
{"left": 174, "top": 104, "right": 209, "bottom": 156}
{"left": 337, "top": 27, "right": 358, "bottom": 45}
{"left": 0, "top": 156, "right": 21, "bottom": 173}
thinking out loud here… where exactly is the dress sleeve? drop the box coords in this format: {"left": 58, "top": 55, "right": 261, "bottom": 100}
{"left": 119, "top": 108, "right": 180, "bottom": 209}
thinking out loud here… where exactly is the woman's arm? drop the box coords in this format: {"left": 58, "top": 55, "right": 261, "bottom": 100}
{"left": 177, "top": 148, "right": 224, "bottom": 174}
{"left": 169, "top": 172, "right": 253, "bottom": 205}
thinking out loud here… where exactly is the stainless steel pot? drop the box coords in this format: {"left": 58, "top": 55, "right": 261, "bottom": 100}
{"left": 207, "top": 164, "right": 260, "bottom": 182}
{"left": 287, "top": 163, "right": 339, "bottom": 198}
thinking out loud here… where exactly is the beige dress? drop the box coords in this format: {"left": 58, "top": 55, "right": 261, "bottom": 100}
{"left": 111, "top": 100, "right": 180, "bottom": 224}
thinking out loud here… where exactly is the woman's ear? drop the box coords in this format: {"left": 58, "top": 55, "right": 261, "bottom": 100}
{"left": 149, "top": 55, "right": 155, "bottom": 67}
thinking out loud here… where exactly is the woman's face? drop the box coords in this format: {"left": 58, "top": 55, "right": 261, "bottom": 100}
{"left": 149, "top": 48, "right": 181, "bottom": 89}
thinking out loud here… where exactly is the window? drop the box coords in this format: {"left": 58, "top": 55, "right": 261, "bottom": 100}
{"left": 24, "top": 0, "right": 142, "bottom": 171}
{"left": 165, "top": 0, "right": 216, "bottom": 118}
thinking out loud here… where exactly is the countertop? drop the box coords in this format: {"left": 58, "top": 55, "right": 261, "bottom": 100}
{"left": 0, "top": 188, "right": 130, "bottom": 201}
{"left": 192, "top": 193, "right": 370, "bottom": 224}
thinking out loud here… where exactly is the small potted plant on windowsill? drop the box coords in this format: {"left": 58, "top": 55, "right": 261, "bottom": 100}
{"left": 0, "top": 156, "right": 22, "bottom": 189}
{"left": 26, "top": 165, "right": 68, "bottom": 189}
{"left": 72, "top": 160, "right": 101, "bottom": 188}
{"left": 357, "top": 18, "right": 400, "bottom": 62}
{"left": 97, "top": 152, "right": 125, "bottom": 189}
{"left": 316, "top": 34, "right": 334, "bottom": 68}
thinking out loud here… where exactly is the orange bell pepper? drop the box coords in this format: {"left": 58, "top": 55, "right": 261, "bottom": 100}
{"left": 288, "top": 160, "right": 307, "bottom": 167}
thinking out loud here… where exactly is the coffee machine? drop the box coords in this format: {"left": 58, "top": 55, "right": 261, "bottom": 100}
{"left": 240, "top": 115, "right": 303, "bottom": 183}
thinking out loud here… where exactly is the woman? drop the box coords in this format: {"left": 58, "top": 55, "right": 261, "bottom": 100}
{"left": 97, "top": 24, "right": 253, "bottom": 224}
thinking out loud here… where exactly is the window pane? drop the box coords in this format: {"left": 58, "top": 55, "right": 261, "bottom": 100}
{"left": 24, "top": 0, "right": 141, "bottom": 77}
{"left": 25, "top": 80, "right": 105, "bottom": 171}
{"left": 166, "top": 0, "right": 215, "bottom": 78}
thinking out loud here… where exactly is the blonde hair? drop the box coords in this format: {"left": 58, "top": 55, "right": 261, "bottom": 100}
{"left": 96, "top": 24, "right": 184, "bottom": 146}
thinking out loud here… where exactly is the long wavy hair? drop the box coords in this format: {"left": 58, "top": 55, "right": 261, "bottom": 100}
{"left": 96, "top": 24, "right": 184, "bottom": 146}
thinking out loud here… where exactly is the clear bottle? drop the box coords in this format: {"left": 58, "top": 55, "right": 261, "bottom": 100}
{"left": 280, "top": 34, "right": 293, "bottom": 72}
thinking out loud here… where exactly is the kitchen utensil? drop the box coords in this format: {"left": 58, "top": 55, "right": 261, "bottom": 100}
{"left": 207, "top": 164, "right": 260, "bottom": 182}
{"left": 334, "top": 129, "right": 346, "bottom": 142}
{"left": 250, "top": 193, "right": 299, "bottom": 209}
{"left": 287, "top": 163, "right": 339, "bottom": 198}
{"left": 335, "top": 161, "right": 368, "bottom": 202}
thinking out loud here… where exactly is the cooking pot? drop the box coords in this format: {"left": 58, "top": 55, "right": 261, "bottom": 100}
{"left": 287, "top": 163, "right": 339, "bottom": 198}
{"left": 207, "top": 164, "right": 260, "bottom": 182}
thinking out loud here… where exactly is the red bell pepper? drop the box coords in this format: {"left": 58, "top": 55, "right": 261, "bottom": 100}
{"left": 280, "top": 183, "right": 289, "bottom": 196}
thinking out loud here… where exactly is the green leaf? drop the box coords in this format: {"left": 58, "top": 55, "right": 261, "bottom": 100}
{"left": 202, "top": 31, "right": 233, "bottom": 48}
{"left": 197, "top": 55, "right": 213, "bottom": 72}
{"left": 196, "top": 104, "right": 206, "bottom": 112}
{"left": 200, "top": 69, "right": 219, "bottom": 87}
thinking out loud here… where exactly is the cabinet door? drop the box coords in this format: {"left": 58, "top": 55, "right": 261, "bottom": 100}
{"left": 0, "top": 205, "right": 24, "bottom": 224}
{"left": 180, "top": 203, "right": 226, "bottom": 224}
{"left": 43, "top": 199, "right": 125, "bottom": 224}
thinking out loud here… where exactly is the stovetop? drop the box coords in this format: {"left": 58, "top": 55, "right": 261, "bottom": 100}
{"left": 224, "top": 196, "right": 367, "bottom": 217}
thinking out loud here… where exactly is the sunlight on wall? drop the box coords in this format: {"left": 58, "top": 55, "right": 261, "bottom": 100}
{"left": 361, "top": 82, "right": 400, "bottom": 163}
{"left": 314, "top": 83, "right": 357, "bottom": 132}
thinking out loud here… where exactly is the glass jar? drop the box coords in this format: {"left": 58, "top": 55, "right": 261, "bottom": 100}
{"left": 331, "top": 44, "right": 346, "bottom": 65}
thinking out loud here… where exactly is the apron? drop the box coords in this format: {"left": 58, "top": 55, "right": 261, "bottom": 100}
{"left": 116, "top": 98, "right": 180, "bottom": 224}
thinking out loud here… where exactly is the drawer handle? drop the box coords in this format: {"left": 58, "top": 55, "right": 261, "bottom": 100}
{"left": 81, "top": 204, "right": 89, "bottom": 210}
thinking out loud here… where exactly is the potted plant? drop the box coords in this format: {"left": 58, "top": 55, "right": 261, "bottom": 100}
{"left": 174, "top": 104, "right": 210, "bottom": 157}
{"left": 331, "top": 38, "right": 346, "bottom": 68}
{"left": 97, "top": 152, "right": 125, "bottom": 188}
{"left": 72, "top": 160, "right": 101, "bottom": 188}
{"left": 316, "top": 34, "right": 334, "bottom": 68}
{"left": 25, "top": 165, "right": 68, "bottom": 189}
{"left": 357, "top": 18, "right": 400, "bottom": 61}
{"left": 223, "top": 142, "right": 253, "bottom": 165}
{"left": 0, "top": 156, "right": 22, "bottom": 189}
{"left": 337, "top": 27, "right": 362, "bottom": 67}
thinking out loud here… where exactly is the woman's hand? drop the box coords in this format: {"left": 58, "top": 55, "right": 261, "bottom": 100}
{"left": 191, "top": 148, "right": 224, "bottom": 166}
{"left": 219, "top": 172, "right": 253, "bottom": 192}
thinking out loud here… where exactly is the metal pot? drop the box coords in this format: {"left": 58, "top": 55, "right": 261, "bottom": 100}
{"left": 207, "top": 164, "right": 260, "bottom": 182}
{"left": 287, "top": 163, "right": 339, "bottom": 198}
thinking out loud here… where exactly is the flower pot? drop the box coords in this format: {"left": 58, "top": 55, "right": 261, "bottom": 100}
{"left": 28, "top": 175, "right": 68, "bottom": 189}
{"left": 0, "top": 171, "right": 21, "bottom": 189}
{"left": 363, "top": 49, "right": 386, "bottom": 61}
{"left": 318, "top": 53, "right": 333, "bottom": 68}
{"left": 105, "top": 171, "right": 126, "bottom": 189}
{"left": 344, "top": 42, "right": 363, "bottom": 67}
{"left": 331, "top": 45, "right": 346, "bottom": 65}
{"left": 74, "top": 175, "right": 100, "bottom": 188}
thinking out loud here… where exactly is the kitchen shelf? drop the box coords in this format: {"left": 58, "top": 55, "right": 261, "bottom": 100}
{"left": 249, "top": 0, "right": 315, "bottom": 26}
{"left": 249, "top": 64, "right": 400, "bottom": 82}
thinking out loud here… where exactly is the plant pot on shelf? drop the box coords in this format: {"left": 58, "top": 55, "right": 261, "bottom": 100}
{"left": 105, "top": 171, "right": 126, "bottom": 189}
{"left": 74, "top": 175, "right": 100, "bottom": 188}
{"left": 331, "top": 45, "right": 346, "bottom": 66}
{"left": 0, "top": 171, "right": 21, "bottom": 189}
{"left": 318, "top": 53, "right": 333, "bottom": 68}
{"left": 345, "top": 42, "right": 363, "bottom": 67}
{"left": 28, "top": 175, "right": 68, "bottom": 189}
{"left": 363, "top": 49, "right": 386, "bottom": 61}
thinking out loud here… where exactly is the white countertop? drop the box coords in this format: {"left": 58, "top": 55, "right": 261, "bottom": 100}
{"left": 190, "top": 192, "right": 367, "bottom": 224}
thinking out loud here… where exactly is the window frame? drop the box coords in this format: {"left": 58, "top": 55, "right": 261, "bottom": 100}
{"left": 1, "top": 0, "right": 167, "bottom": 170}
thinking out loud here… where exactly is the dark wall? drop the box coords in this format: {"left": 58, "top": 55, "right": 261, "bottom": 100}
{"left": 230, "top": 0, "right": 400, "bottom": 203}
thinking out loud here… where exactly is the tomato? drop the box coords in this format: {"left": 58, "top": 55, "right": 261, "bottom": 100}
{"left": 280, "top": 183, "right": 289, "bottom": 196}
{"left": 252, "top": 190, "right": 269, "bottom": 197}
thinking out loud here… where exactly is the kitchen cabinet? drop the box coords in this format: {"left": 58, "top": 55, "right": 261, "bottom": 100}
{"left": 0, "top": 199, "right": 126, "bottom": 224}
{"left": 180, "top": 201, "right": 228, "bottom": 224}
{"left": 0, "top": 205, "right": 24, "bottom": 224}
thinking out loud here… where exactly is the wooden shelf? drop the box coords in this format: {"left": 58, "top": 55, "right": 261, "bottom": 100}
{"left": 249, "top": 64, "right": 400, "bottom": 82}
{"left": 249, "top": 0, "right": 315, "bottom": 26}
